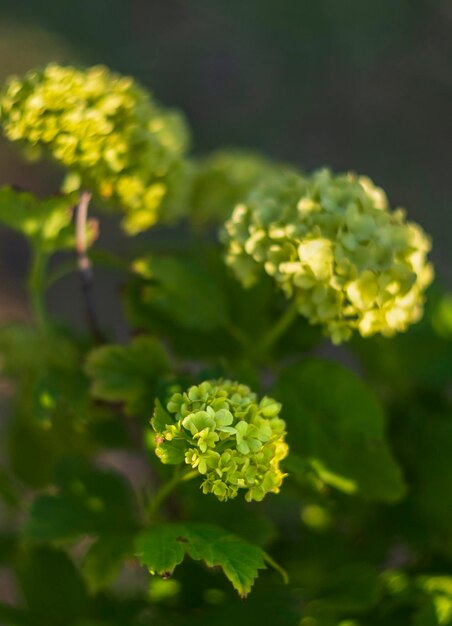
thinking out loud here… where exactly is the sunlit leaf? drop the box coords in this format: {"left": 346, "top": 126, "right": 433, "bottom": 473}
{"left": 136, "top": 522, "right": 268, "bottom": 597}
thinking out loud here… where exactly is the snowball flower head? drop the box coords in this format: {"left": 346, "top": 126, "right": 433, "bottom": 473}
{"left": 223, "top": 168, "right": 434, "bottom": 343}
{"left": 0, "top": 64, "right": 190, "bottom": 234}
{"left": 153, "top": 380, "right": 288, "bottom": 502}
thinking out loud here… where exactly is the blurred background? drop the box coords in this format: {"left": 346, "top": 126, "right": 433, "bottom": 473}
{"left": 0, "top": 0, "right": 450, "bottom": 616}
{"left": 0, "top": 0, "right": 450, "bottom": 329}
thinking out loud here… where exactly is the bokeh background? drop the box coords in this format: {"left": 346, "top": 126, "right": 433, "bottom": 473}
{"left": 0, "top": 0, "right": 450, "bottom": 326}
{"left": 0, "top": 0, "right": 450, "bottom": 614}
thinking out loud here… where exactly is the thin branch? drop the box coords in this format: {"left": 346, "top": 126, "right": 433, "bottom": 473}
{"left": 75, "top": 191, "right": 103, "bottom": 342}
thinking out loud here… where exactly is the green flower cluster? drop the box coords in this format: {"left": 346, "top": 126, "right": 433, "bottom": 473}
{"left": 188, "top": 149, "right": 289, "bottom": 226}
{"left": 0, "top": 64, "right": 190, "bottom": 234}
{"left": 223, "top": 168, "right": 434, "bottom": 343}
{"left": 153, "top": 380, "right": 288, "bottom": 502}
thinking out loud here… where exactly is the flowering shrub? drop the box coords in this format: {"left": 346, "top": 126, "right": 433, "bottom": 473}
{"left": 0, "top": 63, "right": 450, "bottom": 626}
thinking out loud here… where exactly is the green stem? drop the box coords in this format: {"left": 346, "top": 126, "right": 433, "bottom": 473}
{"left": 255, "top": 300, "right": 299, "bottom": 359}
{"left": 263, "top": 551, "right": 289, "bottom": 584}
{"left": 146, "top": 468, "right": 197, "bottom": 522}
{"left": 225, "top": 322, "right": 251, "bottom": 349}
{"left": 28, "top": 247, "right": 48, "bottom": 328}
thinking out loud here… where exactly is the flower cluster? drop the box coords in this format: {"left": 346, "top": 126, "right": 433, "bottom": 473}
{"left": 153, "top": 380, "right": 288, "bottom": 502}
{"left": 223, "top": 168, "right": 434, "bottom": 343}
{"left": 188, "top": 149, "right": 288, "bottom": 226}
{"left": 0, "top": 64, "right": 190, "bottom": 234}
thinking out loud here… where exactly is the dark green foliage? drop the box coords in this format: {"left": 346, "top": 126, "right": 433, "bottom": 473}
{"left": 85, "top": 336, "right": 170, "bottom": 416}
{"left": 0, "top": 60, "right": 450, "bottom": 626}
{"left": 25, "top": 459, "right": 138, "bottom": 542}
{"left": 273, "top": 359, "right": 406, "bottom": 501}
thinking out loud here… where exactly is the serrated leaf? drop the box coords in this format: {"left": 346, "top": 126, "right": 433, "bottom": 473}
{"left": 136, "top": 522, "right": 267, "bottom": 597}
{"left": 25, "top": 459, "right": 137, "bottom": 542}
{"left": 272, "top": 359, "right": 406, "bottom": 502}
{"left": 85, "top": 335, "right": 170, "bottom": 416}
{"left": 136, "top": 524, "right": 186, "bottom": 576}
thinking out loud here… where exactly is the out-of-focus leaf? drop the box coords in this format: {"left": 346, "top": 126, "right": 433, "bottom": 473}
{"left": 399, "top": 409, "right": 452, "bottom": 556}
{"left": 25, "top": 459, "right": 137, "bottom": 542}
{"left": 314, "top": 562, "right": 380, "bottom": 612}
{"left": 0, "top": 532, "right": 18, "bottom": 564}
{"left": 272, "top": 359, "right": 406, "bottom": 501}
{"left": 414, "top": 576, "right": 452, "bottom": 626}
{"left": 0, "top": 603, "right": 48, "bottom": 626}
{"left": 136, "top": 522, "right": 267, "bottom": 597}
{"left": 0, "top": 186, "right": 89, "bottom": 252}
{"left": 132, "top": 255, "right": 229, "bottom": 331}
{"left": 0, "top": 469, "right": 20, "bottom": 508}
{"left": 187, "top": 149, "right": 291, "bottom": 226}
{"left": 125, "top": 248, "right": 320, "bottom": 360}
{"left": 85, "top": 335, "right": 170, "bottom": 416}
{"left": 353, "top": 290, "right": 452, "bottom": 394}
{"left": 0, "top": 325, "right": 95, "bottom": 486}
{"left": 16, "top": 546, "right": 89, "bottom": 622}
{"left": 82, "top": 532, "right": 135, "bottom": 593}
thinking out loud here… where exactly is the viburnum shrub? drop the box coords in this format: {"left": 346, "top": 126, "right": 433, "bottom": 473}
{"left": 0, "top": 64, "right": 450, "bottom": 626}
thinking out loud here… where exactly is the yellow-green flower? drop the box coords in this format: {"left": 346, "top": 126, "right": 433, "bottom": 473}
{"left": 223, "top": 168, "right": 434, "bottom": 343}
{"left": 0, "top": 64, "right": 191, "bottom": 234}
{"left": 153, "top": 380, "right": 288, "bottom": 503}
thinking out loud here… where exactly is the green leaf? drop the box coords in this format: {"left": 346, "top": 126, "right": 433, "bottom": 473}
{"left": 0, "top": 469, "right": 20, "bottom": 508}
{"left": 0, "top": 602, "right": 47, "bottom": 626}
{"left": 16, "top": 547, "right": 89, "bottom": 622}
{"left": 403, "top": 411, "right": 452, "bottom": 556}
{"left": 25, "top": 459, "right": 137, "bottom": 542}
{"left": 136, "top": 522, "right": 267, "bottom": 597}
{"left": 85, "top": 335, "right": 170, "bottom": 416}
{"left": 131, "top": 255, "right": 229, "bottom": 331}
{"left": 82, "top": 533, "right": 135, "bottom": 593}
{"left": 353, "top": 331, "right": 452, "bottom": 395}
{"left": 414, "top": 576, "right": 452, "bottom": 626}
{"left": 125, "top": 247, "right": 321, "bottom": 361}
{"left": 0, "top": 324, "right": 95, "bottom": 487}
{"left": 155, "top": 438, "right": 188, "bottom": 465}
{"left": 151, "top": 399, "right": 174, "bottom": 434}
{"left": 0, "top": 187, "right": 82, "bottom": 252}
{"left": 136, "top": 524, "right": 185, "bottom": 576}
{"left": 0, "top": 533, "right": 18, "bottom": 565}
{"left": 314, "top": 562, "right": 379, "bottom": 612}
{"left": 272, "top": 359, "right": 406, "bottom": 501}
